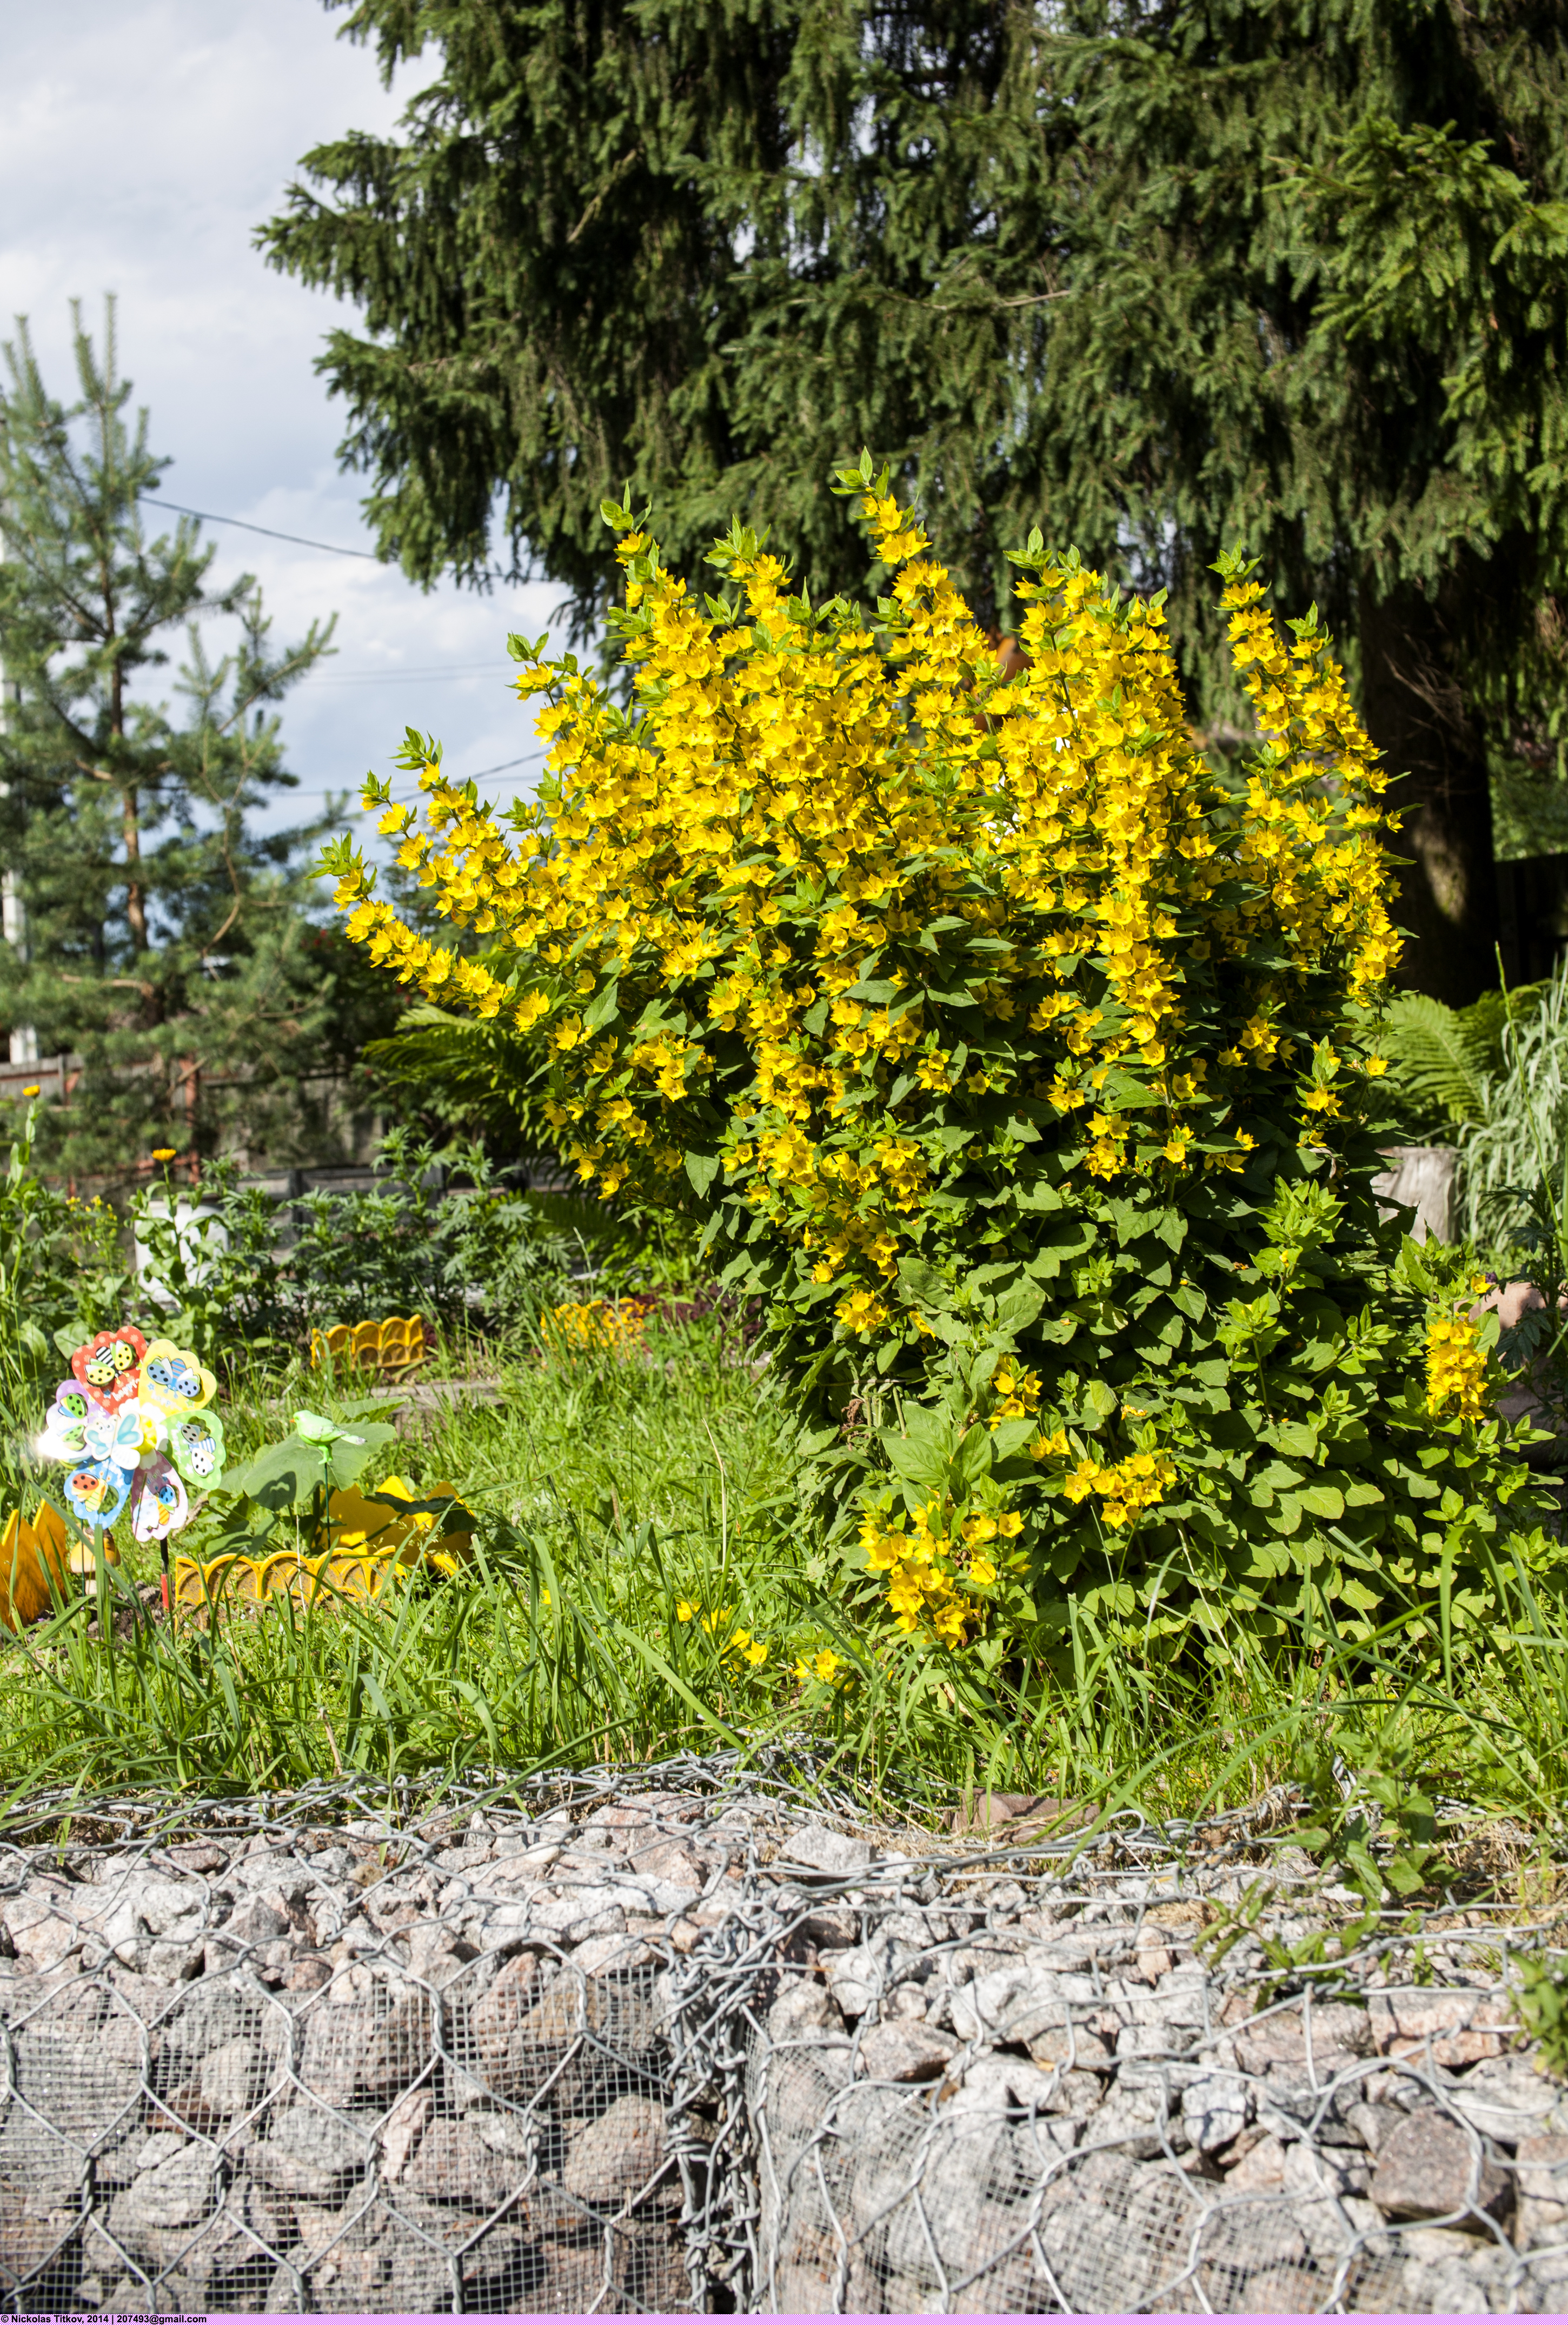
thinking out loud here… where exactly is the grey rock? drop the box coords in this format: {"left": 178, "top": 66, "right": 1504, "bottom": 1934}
{"left": 247, "top": 2103, "right": 371, "bottom": 2196}
{"left": 767, "top": 1977, "right": 846, "bottom": 2045}
{"left": 1182, "top": 2070, "right": 1251, "bottom": 2153}
{"left": 222, "top": 1894, "right": 290, "bottom": 1948}
{"left": 823, "top": 1935, "right": 910, "bottom": 2020}
{"left": 296, "top": 1999, "right": 378, "bottom": 2108}
{"left": 403, "top": 2116, "right": 524, "bottom": 2208}
{"left": 470, "top": 1948, "right": 541, "bottom": 2070}
{"left": 0, "top": 2186, "right": 85, "bottom": 2291}
{"left": 125, "top": 2140, "right": 222, "bottom": 2228}
{"left": 1512, "top": 2131, "right": 1568, "bottom": 2250}
{"left": 361, "top": 1989, "right": 434, "bottom": 2097}
{"left": 1283, "top": 2137, "right": 1371, "bottom": 2201}
{"left": 787, "top": 1824, "right": 872, "bottom": 1876}
{"left": 949, "top": 1962, "right": 1067, "bottom": 2045}
{"left": 1082, "top": 2075, "right": 1182, "bottom": 2159}
{"left": 134, "top": 2129, "right": 189, "bottom": 2174}
{"left": 468, "top": 2103, "right": 538, "bottom": 2161}
{"left": 0, "top": 2027, "right": 141, "bottom": 2191}
{"left": 946, "top": 2052, "right": 1060, "bottom": 2119}
{"left": 1346, "top": 2097, "right": 1403, "bottom": 2154}
{"left": 1369, "top": 2105, "right": 1510, "bottom": 2224}
{"left": 1027, "top": 2022, "right": 1114, "bottom": 2070}
{"left": 1232, "top": 1999, "right": 1372, "bottom": 2071}
{"left": 629, "top": 1838, "right": 708, "bottom": 1892}
{"left": 857, "top": 2020, "right": 955, "bottom": 2083}
{"left": 198, "top": 2035, "right": 264, "bottom": 2117}
{"left": 563, "top": 2094, "right": 666, "bottom": 2204}
{"left": 1036, "top": 2149, "right": 1199, "bottom": 2312}
{"left": 1444, "top": 2055, "right": 1563, "bottom": 2144}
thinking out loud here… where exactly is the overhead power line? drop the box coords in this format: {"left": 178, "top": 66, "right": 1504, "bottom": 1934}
{"left": 303, "top": 662, "right": 517, "bottom": 686}
{"left": 285, "top": 759, "right": 537, "bottom": 802}
{"left": 137, "top": 491, "right": 382, "bottom": 561}
{"left": 467, "top": 755, "right": 535, "bottom": 781}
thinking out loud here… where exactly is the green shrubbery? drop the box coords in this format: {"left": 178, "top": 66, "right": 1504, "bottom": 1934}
{"left": 134, "top": 1130, "right": 576, "bottom": 1363}
{"left": 329, "top": 476, "right": 1553, "bottom": 1683}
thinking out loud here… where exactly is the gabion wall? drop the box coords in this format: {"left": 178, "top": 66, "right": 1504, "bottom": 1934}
{"left": 0, "top": 1762, "right": 1564, "bottom": 2313}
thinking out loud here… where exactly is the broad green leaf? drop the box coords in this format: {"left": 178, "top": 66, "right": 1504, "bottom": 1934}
{"left": 952, "top": 1425, "right": 994, "bottom": 1491}
{"left": 583, "top": 979, "right": 620, "bottom": 1031}
{"left": 685, "top": 1150, "right": 721, "bottom": 1198}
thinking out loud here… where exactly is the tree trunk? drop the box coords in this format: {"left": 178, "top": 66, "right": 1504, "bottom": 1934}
{"left": 1358, "top": 579, "right": 1497, "bottom": 1006}
{"left": 122, "top": 783, "right": 147, "bottom": 954}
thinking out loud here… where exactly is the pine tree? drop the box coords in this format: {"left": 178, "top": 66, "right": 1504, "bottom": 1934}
{"left": 262, "top": 0, "right": 1568, "bottom": 1001}
{"left": 0, "top": 301, "right": 364, "bottom": 1178}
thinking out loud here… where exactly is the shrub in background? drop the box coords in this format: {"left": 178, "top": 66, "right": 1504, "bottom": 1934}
{"left": 0, "top": 1095, "right": 128, "bottom": 1412}
{"left": 328, "top": 461, "right": 1550, "bottom": 1673}
{"left": 130, "top": 1128, "right": 576, "bottom": 1364}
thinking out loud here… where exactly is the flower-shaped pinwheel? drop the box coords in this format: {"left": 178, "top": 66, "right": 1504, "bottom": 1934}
{"left": 39, "top": 1325, "right": 225, "bottom": 1541}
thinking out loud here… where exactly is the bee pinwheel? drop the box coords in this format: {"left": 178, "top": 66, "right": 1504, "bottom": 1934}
{"left": 38, "top": 1325, "right": 225, "bottom": 1546}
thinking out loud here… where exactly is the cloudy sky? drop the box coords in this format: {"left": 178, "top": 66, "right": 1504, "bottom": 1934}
{"left": 0, "top": 0, "right": 559, "bottom": 849}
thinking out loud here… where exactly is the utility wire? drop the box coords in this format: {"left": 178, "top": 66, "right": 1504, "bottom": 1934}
{"left": 286, "top": 759, "right": 537, "bottom": 802}
{"left": 138, "top": 491, "right": 382, "bottom": 562}
{"left": 467, "top": 755, "right": 535, "bottom": 781}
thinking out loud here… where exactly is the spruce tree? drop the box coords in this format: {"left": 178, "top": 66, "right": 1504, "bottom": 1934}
{"left": 262, "top": 0, "right": 1568, "bottom": 1000}
{"left": 0, "top": 302, "right": 363, "bottom": 1178}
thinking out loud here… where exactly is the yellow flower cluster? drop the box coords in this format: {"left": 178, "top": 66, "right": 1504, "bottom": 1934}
{"left": 794, "top": 1645, "right": 848, "bottom": 1689}
{"left": 1426, "top": 1312, "right": 1489, "bottom": 1422}
{"left": 860, "top": 1497, "right": 1019, "bottom": 1645}
{"left": 325, "top": 479, "right": 1399, "bottom": 1340}
{"left": 1222, "top": 582, "right": 1399, "bottom": 1006}
{"left": 547, "top": 1298, "right": 654, "bottom": 1356}
{"left": 991, "top": 1357, "right": 1043, "bottom": 1425}
{"left": 1049, "top": 1433, "right": 1179, "bottom": 1530}
{"left": 675, "top": 1599, "right": 770, "bottom": 1666}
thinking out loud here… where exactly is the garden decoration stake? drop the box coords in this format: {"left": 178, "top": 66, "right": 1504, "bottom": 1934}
{"left": 38, "top": 1324, "right": 225, "bottom": 1613}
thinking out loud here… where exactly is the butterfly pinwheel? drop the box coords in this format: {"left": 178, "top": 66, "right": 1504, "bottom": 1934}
{"left": 38, "top": 1327, "right": 225, "bottom": 1576}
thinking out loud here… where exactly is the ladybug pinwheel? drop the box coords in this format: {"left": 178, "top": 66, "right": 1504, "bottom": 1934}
{"left": 38, "top": 1327, "right": 225, "bottom": 1586}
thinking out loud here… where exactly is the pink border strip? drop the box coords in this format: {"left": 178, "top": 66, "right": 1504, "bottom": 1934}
{"left": 10, "top": 2310, "right": 1503, "bottom": 2323}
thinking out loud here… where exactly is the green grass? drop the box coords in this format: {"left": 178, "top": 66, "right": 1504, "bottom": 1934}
{"left": 1, "top": 1313, "right": 1567, "bottom": 1884}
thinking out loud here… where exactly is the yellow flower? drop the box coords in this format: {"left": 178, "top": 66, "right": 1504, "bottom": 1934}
{"left": 1365, "top": 1054, "right": 1388, "bottom": 1076}
{"left": 1426, "top": 1310, "right": 1488, "bottom": 1421}
{"left": 836, "top": 1288, "right": 889, "bottom": 1336}
{"left": 19, "top": 1084, "right": 38, "bottom": 1099}
{"left": 151, "top": 1146, "right": 176, "bottom": 1162}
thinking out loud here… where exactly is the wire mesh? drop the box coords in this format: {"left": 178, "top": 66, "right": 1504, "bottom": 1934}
{"left": 0, "top": 1759, "right": 1564, "bottom": 2313}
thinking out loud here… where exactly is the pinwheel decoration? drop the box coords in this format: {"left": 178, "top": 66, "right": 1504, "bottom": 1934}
{"left": 38, "top": 1326, "right": 225, "bottom": 1596}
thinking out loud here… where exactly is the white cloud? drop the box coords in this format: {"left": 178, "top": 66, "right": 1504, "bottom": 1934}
{"left": 0, "top": 0, "right": 559, "bottom": 843}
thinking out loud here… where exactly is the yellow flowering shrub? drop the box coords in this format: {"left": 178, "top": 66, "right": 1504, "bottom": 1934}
{"left": 325, "top": 459, "right": 1555, "bottom": 1666}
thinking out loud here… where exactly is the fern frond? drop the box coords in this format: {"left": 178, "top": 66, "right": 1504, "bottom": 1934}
{"left": 1379, "top": 993, "right": 1499, "bottom": 1127}
{"left": 364, "top": 1002, "right": 553, "bottom": 1138}
{"left": 522, "top": 1191, "right": 622, "bottom": 1243}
